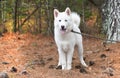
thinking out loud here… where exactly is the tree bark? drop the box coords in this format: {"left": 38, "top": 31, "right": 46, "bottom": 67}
{"left": 102, "top": 0, "right": 120, "bottom": 42}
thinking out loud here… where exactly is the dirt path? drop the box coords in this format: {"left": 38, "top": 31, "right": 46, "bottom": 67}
{"left": 0, "top": 33, "right": 119, "bottom": 78}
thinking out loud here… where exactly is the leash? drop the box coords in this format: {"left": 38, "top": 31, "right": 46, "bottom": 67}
{"left": 71, "top": 29, "right": 120, "bottom": 43}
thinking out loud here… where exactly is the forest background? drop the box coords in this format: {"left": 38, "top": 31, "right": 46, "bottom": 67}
{"left": 0, "top": 0, "right": 104, "bottom": 37}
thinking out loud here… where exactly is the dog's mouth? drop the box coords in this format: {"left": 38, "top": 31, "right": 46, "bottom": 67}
{"left": 61, "top": 28, "right": 66, "bottom": 31}
{"left": 60, "top": 28, "right": 66, "bottom": 34}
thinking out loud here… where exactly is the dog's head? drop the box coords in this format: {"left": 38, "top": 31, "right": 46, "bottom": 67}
{"left": 54, "top": 7, "right": 73, "bottom": 34}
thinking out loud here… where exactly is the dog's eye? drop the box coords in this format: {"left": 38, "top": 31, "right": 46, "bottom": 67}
{"left": 65, "top": 19, "right": 67, "bottom": 22}
{"left": 59, "top": 20, "right": 61, "bottom": 22}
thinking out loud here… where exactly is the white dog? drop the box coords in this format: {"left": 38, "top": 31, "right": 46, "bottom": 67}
{"left": 54, "top": 7, "right": 88, "bottom": 70}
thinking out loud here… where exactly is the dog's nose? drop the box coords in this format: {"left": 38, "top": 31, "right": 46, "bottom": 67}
{"left": 61, "top": 25, "right": 65, "bottom": 30}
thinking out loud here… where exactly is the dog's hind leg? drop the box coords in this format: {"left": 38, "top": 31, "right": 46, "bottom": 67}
{"left": 78, "top": 43, "right": 88, "bottom": 67}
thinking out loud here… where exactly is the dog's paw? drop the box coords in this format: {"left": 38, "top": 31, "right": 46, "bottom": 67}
{"left": 61, "top": 64, "right": 67, "bottom": 70}
{"left": 66, "top": 64, "right": 72, "bottom": 70}
{"left": 62, "top": 66, "right": 66, "bottom": 70}
{"left": 84, "top": 64, "right": 88, "bottom": 68}
{"left": 67, "top": 63, "right": 72, "bottom": 70}
{"left": 81, "top": 61, "right": 88, "bottom": 67}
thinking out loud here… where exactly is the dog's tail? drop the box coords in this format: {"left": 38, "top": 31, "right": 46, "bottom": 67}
{"left": 71, "top": 12, "right": 80, "bottom": 27}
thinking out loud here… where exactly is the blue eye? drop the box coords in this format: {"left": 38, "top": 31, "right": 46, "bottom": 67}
{"left": 65, "top": 19, "right": 67, "bottom": 22}
{"left": 59, "top": 20, "right": 61, "bottom": 22}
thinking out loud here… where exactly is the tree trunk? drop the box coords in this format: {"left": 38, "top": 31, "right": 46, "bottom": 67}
{"left": 0, "top": 0, "right": 6, "bottom": 23}
{"left": 102, "top": 0, "right": 120, "bottom": 43}
{"left": 13, "top": 0, "right": 19, "bottom": 32}
{"left": 46, "top": 0, "right": 52, "bottom": 35}
{"left": 37, "top": 1, "right": 41, "bottom": 33}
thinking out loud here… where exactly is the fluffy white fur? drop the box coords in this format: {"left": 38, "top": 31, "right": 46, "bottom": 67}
{"left": 54, "top": 7, "right": 88, "bottom": 70}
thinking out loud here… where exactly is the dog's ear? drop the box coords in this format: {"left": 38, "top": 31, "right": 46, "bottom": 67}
{"left": 54, "top": 9, "right": 59, "bottom": 18}
{"left": 65, "top": 7, "right": 71, "bottom": 15}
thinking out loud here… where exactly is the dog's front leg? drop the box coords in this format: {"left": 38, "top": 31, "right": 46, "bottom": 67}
{"left": 57, "top": 49, "right": 61, "bottom": 66}
{"left": 66, "top": 48, "right": 74, "bottom": 70}
{"left": 58, "top": 49, "right": 66, "bottom": 70}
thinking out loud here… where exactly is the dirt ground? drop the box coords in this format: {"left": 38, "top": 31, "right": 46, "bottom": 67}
{"left": 0, "top": 33, "right": 120, "bottom": 78}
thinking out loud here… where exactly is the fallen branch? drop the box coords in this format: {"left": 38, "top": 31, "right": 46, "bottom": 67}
{"left": 20, "top": 6, "right": 39, "bottom": 27}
